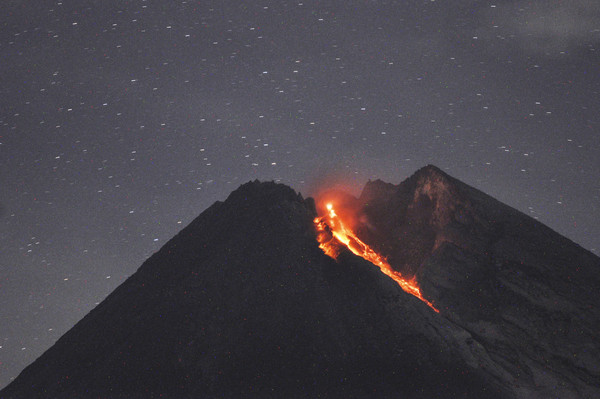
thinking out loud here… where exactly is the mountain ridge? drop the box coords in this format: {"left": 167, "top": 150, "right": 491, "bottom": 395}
{"left": 354, "top": 165, "right": 600, "bottom": 398}
{"left": 2, "top": 167, "right": 599, "bottom": 398}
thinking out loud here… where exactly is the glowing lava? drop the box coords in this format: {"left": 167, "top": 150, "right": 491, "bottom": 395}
{"left": 315, "top": 203, "right": 439, "bottom": 313}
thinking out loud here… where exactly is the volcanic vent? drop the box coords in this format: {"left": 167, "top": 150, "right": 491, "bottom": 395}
{"left": 314, "top": 201, "right": 438, "bottom": 312}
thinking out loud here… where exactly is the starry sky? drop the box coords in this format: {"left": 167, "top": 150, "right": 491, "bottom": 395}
{"left": 1, "top": 0, "right": 599, "bottom": 388}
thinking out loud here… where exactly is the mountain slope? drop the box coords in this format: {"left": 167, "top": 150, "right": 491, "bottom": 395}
{"left": 1, "top": 180, "right": 503, "bottom": 398}
{"left": 2, "top": 169, "right": 599, "bottom": 398}
{"left": 355, "top": 165, "right": 600, "bottom": 398}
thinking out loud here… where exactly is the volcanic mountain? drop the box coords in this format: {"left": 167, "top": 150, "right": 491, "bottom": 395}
{"left": 2, "top": 165, "right": 599, "bottom": 398}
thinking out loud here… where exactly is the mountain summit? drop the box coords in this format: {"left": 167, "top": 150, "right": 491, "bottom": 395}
{"left": 2, "top": 168, "right": 599, "bottom": 398}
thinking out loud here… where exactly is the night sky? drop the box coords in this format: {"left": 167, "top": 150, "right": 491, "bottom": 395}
{"left": 1, "top": 0, "right": 599, "bottom": 388}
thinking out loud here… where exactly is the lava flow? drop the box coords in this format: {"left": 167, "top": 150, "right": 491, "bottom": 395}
{"left": 315, "top": 203, "right": 439, "bottom": 313}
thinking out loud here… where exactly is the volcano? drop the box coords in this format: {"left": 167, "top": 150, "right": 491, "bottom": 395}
{"left": 2, "top": 165, "right": 599, "bottom": 398}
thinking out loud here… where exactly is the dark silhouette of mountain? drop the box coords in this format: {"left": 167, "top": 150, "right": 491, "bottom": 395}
{"left": 2, "top": 167, "right": 599, "bottom": 398}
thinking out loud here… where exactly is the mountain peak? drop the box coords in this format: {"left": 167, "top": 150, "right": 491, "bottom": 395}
{"left": 360, "top": 165, "right": 455, "bottom": 205}
{"left": 225, "top": 179, "right": 304, "bottom": 205}
{"left": 413, "top": 164, "right": 448, "bottom": 178}
{"left": 3, "top": 170, "right": 599, "bottom": 398}
{"left": 406, "top": 164, "right": 458, "bottom": 199}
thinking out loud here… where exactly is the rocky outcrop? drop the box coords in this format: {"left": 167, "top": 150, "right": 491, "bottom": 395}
{"left": 356, "top": 165, "right": 600, "bottom": 398}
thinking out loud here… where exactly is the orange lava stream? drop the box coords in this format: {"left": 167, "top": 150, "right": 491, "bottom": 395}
{"left": 315, "top": 203, "right": 439, "bottom": 313}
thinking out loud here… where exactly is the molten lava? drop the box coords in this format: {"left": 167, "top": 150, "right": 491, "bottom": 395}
{"left": 315, "top": 203, "right": 439, "bottom": 313}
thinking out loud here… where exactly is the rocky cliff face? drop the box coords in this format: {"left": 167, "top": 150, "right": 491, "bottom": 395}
{"left": 2, "top": 169, "right": 599, "bottom": 398}
{"left": 356, "top": 165, "right": 600, "bottom": 398}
